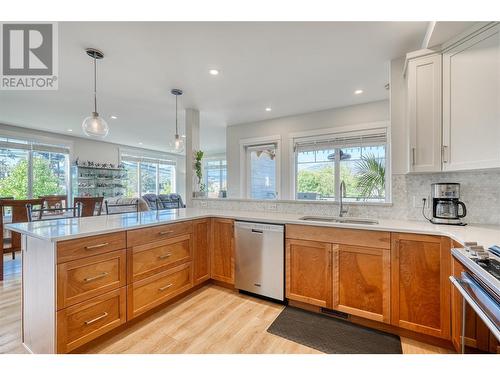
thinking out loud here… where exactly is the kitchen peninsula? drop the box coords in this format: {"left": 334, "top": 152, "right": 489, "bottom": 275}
{"left": 7, "top": 208, "right": 500, "bottom": 354}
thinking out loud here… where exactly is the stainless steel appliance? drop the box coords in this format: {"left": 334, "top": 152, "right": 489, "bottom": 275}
{"left": 430, "top": 183, "right": 467, "bottom": 225}
{"left": 450, "top": 243, "right": 500, "bottom": 353}
{"left": 234, "top": 221, "right": 284, "bottom": 301}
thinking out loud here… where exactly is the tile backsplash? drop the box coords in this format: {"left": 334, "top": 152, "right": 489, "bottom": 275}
{"left": 192, "top": 170, "right": 500, "bottom": 225}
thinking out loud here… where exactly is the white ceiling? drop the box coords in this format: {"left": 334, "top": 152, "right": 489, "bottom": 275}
{"left": 0, "top": 22, "right": 430, "bottom": 154}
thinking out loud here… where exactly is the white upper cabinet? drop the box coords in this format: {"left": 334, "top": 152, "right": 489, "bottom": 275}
{"left": 442, "top": 23, "right": 500, "bottom": 171}
{"left": 406, "top": 53, "right": 442, "bottom": 172}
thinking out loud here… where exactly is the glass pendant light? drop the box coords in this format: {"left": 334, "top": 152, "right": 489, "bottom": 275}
{"left": 82, "top": 48, "right": 109, "bottom": 138}
{"left": 171, "top": 88, "right": 184, "bottom": 151}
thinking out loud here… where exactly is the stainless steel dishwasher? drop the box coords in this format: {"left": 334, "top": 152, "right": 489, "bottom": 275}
{"left": 234, "top": 221, "right": 284, "bottom": 301}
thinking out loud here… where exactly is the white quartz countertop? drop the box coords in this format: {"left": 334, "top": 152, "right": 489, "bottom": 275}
{"left": 5, "top": 207, "right": 500, "bottom": 248}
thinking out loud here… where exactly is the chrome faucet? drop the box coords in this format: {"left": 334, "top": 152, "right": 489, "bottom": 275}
{"left": 339, "top": 180, "right": 348, "bottom": 217}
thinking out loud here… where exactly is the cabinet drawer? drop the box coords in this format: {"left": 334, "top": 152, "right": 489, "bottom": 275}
{"left": 57, "top": 232, "right": 126, "bottom": 263}
{"left": 286, "top": 224, "right": 390, "bottom": 249}
{"left": 129, "top": 234, "right": 191, "bottom": 282}
{"left": 57, "top": 250, "right": 127, "bottom": 310}
{"left": 127, "top": 221, "right": 193, "bottom": 247}
{"left": 128, "top": 262, "right": 192, "bottom": 319}
{"left": 56, "top": 287, "right": 126, "bottom": 353}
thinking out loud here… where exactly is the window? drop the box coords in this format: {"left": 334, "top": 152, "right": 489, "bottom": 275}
{"left": 140, "top": 161, "right": 157, "bottom": 196}
{"left": 0, "top": 137, "right": 69, "bottom": 200}
{"left": 294, "top": 129, "right": 388, "bottom": 203}
{"left": 204, "top": 158, "right": 227, "bottom": 198}
{"left": 120, "top": 153, "right": 176, "bottom": 197}
{"left": 122, "top": 160, "right": 138, "bottom": 198}
{"left": 246, "top": 144, "right": 278, "bottom": 200}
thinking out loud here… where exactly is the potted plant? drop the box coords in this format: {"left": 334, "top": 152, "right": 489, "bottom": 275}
{"left": 193, "top": 150, "right": 206, "bottom": 198}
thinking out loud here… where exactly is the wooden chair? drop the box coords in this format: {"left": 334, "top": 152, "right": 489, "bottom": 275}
{"left": 73, "top": 197, "right": 104, "bottom": 217}
{"left": 105, "top": 199, "right": 139, "bottom": 215}
{"left": 38, "top": 195, "right": 67, "bottom": 219}
{"left": 0, "top": 198, "right": 44, "bottom": 281}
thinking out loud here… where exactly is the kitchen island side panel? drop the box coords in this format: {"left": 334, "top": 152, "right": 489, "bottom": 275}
{"left": 23, "top": 235, "right": 56, "bottom": 354}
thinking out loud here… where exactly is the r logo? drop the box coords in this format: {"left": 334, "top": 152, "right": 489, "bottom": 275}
{"left": 2, "top": 23, "right": 53, "bottom": 75}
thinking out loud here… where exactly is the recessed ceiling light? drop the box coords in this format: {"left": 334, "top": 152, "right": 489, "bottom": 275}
{"left": 138, "top": 142, "right": 143, "bottom": 145}
{"left": 209, "top": 69, "right": 219, "bottom": 76}
{"left": 354, "top": 89, "right": 364, "bottom": 95}
{"left": 265, "top": 107, "right": 272, "bottom": 112}
{"left": 67, "top": 129, "right": 73, "bottom": 132}
{"left": 110, "top": 115, "right": 118, "bottom": 119}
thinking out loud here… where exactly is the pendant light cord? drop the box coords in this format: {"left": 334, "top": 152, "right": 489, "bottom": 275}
{"left": 175, "top": 94, "right": 178, "bottom": 135}
{"left": 93, "top": 56, "right": 97, "bottom": 113}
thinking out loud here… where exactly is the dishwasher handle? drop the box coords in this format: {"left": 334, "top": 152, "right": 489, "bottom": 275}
{"left": 251, "top": 229, "right": 263, "bottom": 234}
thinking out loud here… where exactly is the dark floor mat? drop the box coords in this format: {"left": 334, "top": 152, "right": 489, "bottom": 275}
{"left": 267, "top": 306, "right": 402, "bottom": 354}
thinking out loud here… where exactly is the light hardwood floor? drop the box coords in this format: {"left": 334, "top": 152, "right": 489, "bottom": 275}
{"left": 0, "top": 255, "right": 452, "bottom": 354}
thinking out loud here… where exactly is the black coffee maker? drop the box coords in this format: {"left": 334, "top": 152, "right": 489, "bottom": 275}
{"left": 430, "top": 183, "right": 467, "bottom": 225}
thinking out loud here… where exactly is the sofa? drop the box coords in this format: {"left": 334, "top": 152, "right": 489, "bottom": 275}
{"left": 141, "top": 193, "right": 185, "bottom": 210}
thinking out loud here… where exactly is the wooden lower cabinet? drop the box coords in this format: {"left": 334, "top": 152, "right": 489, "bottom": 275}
{"left": 211, "top": 218, "right": 234, "bottom": 284}
{"left": 332, "top": 244, "right": 391, "bottom": 323}
{"left": 127, "top": 262, "right": 193, "bottom": 319}
{"left": 57, "top": 249, "right": 127, "bottom": 310}
{"left": 286, "top": 239, "right": 332, "bottom": 308}
{"left": 57, "top": 287, "right": 126, "bottom": 353}
{"left": 193, "top": 219, "right": 211, "bottom": 285}
{"left": 391, "top": 233, "right": 451, "bottom": 339}
{"left": 128, "top": 234, "right": 192, "bottom": 282}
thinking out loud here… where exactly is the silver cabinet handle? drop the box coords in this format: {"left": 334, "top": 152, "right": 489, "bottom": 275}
{"left": 84, "top": 272, "right": 109, "bottom": 282}
{"left": 84, "top": 312, "right": 108, "bottom": 325}
{"left": 158, "top": 283, "right": 173, "bottom": 292}
{"left": 85, "top": 242, "right": 109, "bottom": 250}
{"left": 411, "top": 147, "right": 416, "bottom": 166}
{"left": 159, "top": 230, "right": 174, "bottom": 236}
{"left": 442, "top": 145, "right": 448, "bottom": 163}
{"left": 158, "top": 253, "right": 172, "bottom": 260}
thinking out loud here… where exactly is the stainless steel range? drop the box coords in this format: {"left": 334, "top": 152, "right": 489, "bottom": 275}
{"left": 450, "top": 243, "right": 500, "bottom": 353}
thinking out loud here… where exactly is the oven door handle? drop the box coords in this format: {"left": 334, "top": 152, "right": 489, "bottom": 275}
{"left": 449, "top": 275, "right": 500, "bottom": 343}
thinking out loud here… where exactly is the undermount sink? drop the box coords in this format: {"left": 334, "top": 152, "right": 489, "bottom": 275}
{"left": 298, "top": 216, "right": 379, "bottom": 225}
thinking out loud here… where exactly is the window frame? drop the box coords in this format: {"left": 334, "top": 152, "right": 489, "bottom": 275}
{"left": 203, "top": 156, "right": 227, "bottom": 198}
{"left": 290, "top": 122, "right": 391, "bottom": 204}
{"left": 239, "top": 135, "right": 281, "bottom": 200}
{"left": 0, "top": 135, "right": 71, "bottom": 200}
{"left": 119, "top": 151, "right": 177, "bottom": 197}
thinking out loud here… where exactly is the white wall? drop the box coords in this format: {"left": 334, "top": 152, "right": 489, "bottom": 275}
{"left": 226, "top": 100, "right": 390, "bottom": 199}
{"left": 0, "top": 123, "right": 186, "bottom": 199}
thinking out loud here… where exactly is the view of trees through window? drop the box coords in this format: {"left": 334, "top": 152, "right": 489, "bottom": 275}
{"left": 296, "top": 144, "right": 386, "bottom": 202}
{"left": 0, "top": 146, "right": 68, "bottom": 199}
{"left": 121, "top": 157, "right": 176, "bottom": 198}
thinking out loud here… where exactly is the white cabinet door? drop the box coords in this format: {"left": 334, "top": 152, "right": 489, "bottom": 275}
{"left": 407, "top": 54, "right": 442, "bottom": 172}
{"left": 443, "top": 24, "right": 500, "bottom": 171}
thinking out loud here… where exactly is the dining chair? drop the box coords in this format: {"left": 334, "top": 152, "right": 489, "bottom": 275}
{"left": 105, "top": 199, "right": 139, "bottom": 215}
{"left": 0, "top": 198, "right": 44, "bottom": 281}
{"left": 38, "top": 194, "right": 68, "bottom": 219}
{"left": 73, "top": 197, "right": 104, "bottom": 217}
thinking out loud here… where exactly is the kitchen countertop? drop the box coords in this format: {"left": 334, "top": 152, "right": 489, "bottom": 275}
{"left": 5, "top": 208, "right": 500, "bottom": 248}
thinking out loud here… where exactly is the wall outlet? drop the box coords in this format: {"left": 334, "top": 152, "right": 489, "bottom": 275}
{"left": 266, "top": 203, "right": 278, "bottom": 211}
{"left": 413, "top": 196, "right": 430, "bottom": 208}
{"left": 200, "top": 201, "right": 208, "bottom": 208}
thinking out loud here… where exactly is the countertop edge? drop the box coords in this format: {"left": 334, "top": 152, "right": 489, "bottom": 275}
{"left": 5, "top": 209, "right": 498, "bottom": 247}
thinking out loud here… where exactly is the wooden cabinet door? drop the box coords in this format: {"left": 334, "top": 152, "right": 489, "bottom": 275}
{"left": 443, "top": 23, "right": 500, "bottom": 171}
{"left": 332, "top": 244, "right": 390, "bottom": 323}
{"left": 391, "top": 233, "right": 451, "bottom": 339}
{"left": 211, "top": 218, "right": 234, "bottom": 284}
{"left": 407, "top": 53, "right": 442, "bottom": 173}
{"left": 286, "top": 239, "right": 332, "bottom": 308}
{"left": 193, "top": 218, "right": 211, "bottom": 285}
